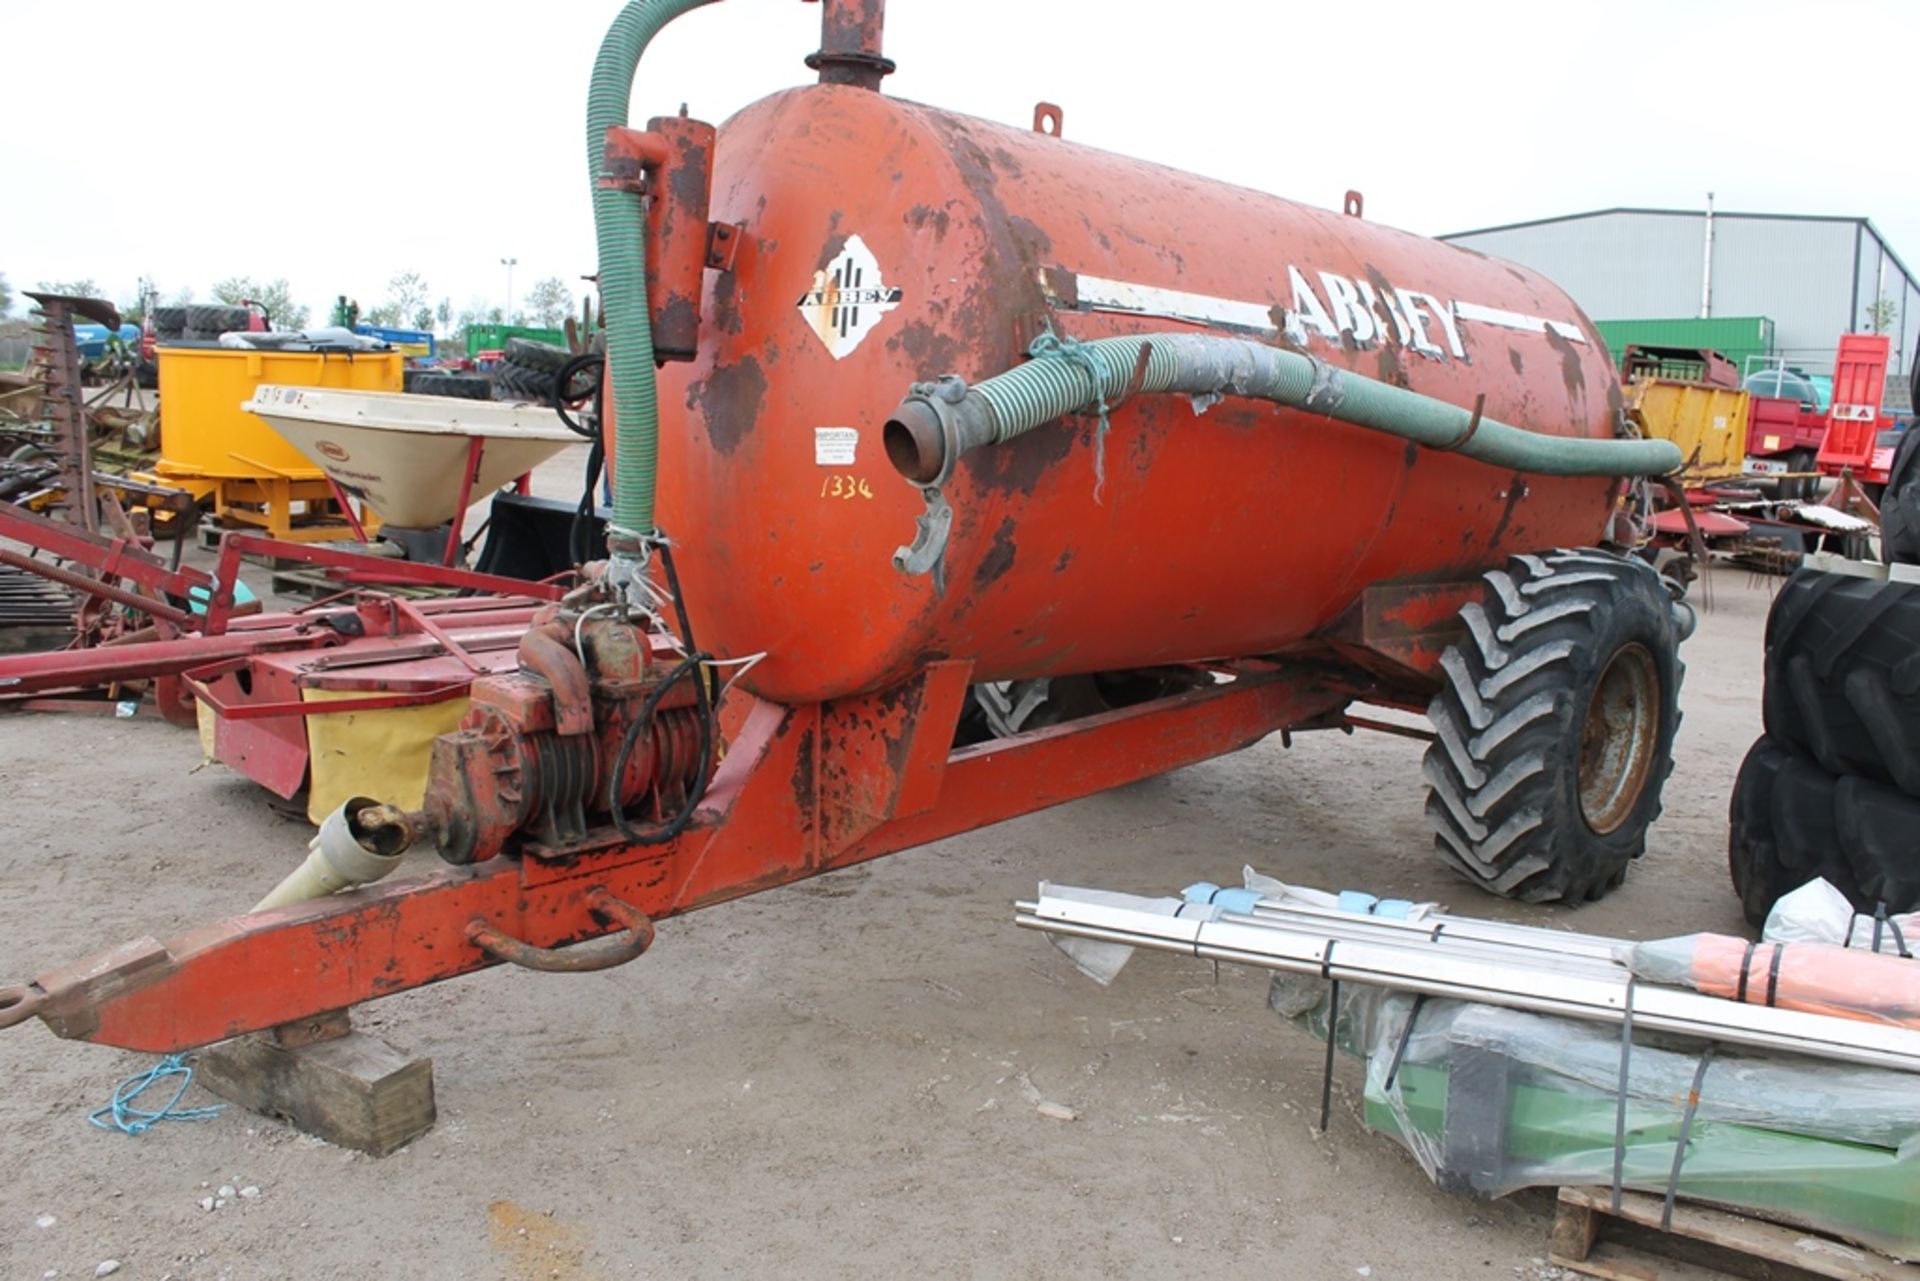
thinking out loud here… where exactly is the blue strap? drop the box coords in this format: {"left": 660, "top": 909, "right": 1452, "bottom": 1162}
{"left": 88, "top": 1054, "right": 224, "bottom": 1135}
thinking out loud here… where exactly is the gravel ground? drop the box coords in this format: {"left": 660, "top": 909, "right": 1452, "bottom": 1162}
{"left": 0, "top": 549, "right": 1775, "bottom": 1281}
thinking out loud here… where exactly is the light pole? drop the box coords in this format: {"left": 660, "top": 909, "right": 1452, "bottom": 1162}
{"left": 500, "top": 256, "right": 518, "bottom": 323}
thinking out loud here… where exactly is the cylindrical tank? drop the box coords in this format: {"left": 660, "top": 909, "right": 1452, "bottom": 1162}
{"left": 656, "top": 84, "right": 1625, "bottom": 705}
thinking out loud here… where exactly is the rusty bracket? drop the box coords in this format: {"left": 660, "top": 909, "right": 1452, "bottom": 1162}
{"left": 598, "top": 127, "right": 671, "bottom": 194}
{"left": 1033, "top": 102, "right": 1063, "bottom": 137}
{"left": 705, "top": 221, "right": 745, "bottom": 272}
{"left": 1344, "top": 190, "right": 1365, "bottom": 218}
{"left": 1434, "top": 393, "right": 1487, "bottom": 452}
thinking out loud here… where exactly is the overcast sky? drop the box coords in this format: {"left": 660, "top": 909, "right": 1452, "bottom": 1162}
{"left": 6, "top": 0, "right": 1914, "bottom": 325}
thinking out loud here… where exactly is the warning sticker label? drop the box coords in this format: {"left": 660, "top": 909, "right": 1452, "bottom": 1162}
{"left": 814, "top": 427, "right": 858, "bottom": 466}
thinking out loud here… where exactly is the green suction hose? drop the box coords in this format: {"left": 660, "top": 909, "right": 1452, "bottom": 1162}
{"left": 884, "top": 332, "right": 1682, "bottom": 488}
{"left": 588, "top": 0, "right": 716, "bottom": 556}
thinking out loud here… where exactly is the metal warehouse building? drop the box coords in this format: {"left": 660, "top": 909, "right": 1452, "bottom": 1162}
{"left": 1440, "top": 208, "right": 1919, "bottom": 384}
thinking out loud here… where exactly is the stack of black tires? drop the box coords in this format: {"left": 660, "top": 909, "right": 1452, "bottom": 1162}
{"left": 150, "top": 304, "right": 254, "bottom": 343}
{"left": 1730, "top": 567, "right": 1920, "bottom": 924}
{"left": 489, "top": 338, "right": 576, "bottom": 403}
{"left": 402, "top": 369, "right": 493, "bottom": 401}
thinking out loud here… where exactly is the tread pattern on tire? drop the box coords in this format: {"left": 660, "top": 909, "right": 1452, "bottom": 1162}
{"left": 404, "top": 371, "right": 493, "bottom": 401}
{"left": 1763, "top": 569, "right": 1920, "bottom": 797}
{"left": 186, "top": 304, "right": 250, "bottom": 335}
{"left": 1423, "top": 548, "right": 1684, "bottom": 904}
{"left": 1729, "top": 735, "right": 1920, "bottom": 925}
{"left": 1880, "top": 428, "right": 1920, "bottom": 564}
{"left": 504, "top": 338, "right": 571, "bottom": 375}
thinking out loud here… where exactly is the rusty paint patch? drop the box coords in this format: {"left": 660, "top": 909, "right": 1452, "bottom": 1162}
{"left": 1053, "top": 547, "right": 1074, "bottom": 572}
{"left": 904, "top": 203, "right": 952, "bottom": 237}
{"left": 1007, "top": 215, "right": 1053, "bottom": 263}
{"left": 1040, "top": 266, "right": 1080, "bottom": 309}
{"left": 693, "top": 357, "right": 767, "bottom": 456}
{"left": 1487, "top": 474, "right": 1529, "bottom": 549}
{"left": 1543, "top": 324, "right": 1587, "bottom": 406}
{"left": 788, "top": 721, "right": 818, "bottom": 835}
{"left": 1508, "top": 348, "right": 1525, "bottom": 377}
{"left": 968, "top": 421, "right": 1075, "bottom": 496}
{"left": 1375, "top": 343, "right": 1409, "bottom": 389}
{"left": 814, "top": 229, "right": 851, "bottom": 272}
{"left": 886, "top": 320, "right": 963, "bottom": 378}
{"left": 655, "top": 294, "right": 699, "bottom": 347}
{"left": 711, "top": 269, "right": 745, "bottom": 337}
{"left": 975, "top": 517, "right": 1018, "bottom": 588}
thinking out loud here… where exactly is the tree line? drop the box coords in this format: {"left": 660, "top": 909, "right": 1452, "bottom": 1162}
{"left": 0, "top": 270, "right": 579, "bottom": 340}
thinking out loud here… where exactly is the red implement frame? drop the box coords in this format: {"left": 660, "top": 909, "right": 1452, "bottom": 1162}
{"left": 1, "top": 659, "right": 1372, "bottom": 1050}
{"left": 0, "top": 506, "right": 567, "bottom": 707}
{"left": 1816, "top": 333, "right": 1894, "bottom": 480}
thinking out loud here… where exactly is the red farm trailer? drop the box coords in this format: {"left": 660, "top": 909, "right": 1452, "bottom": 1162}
{"left": 0, "top": 0, "right": 1691, "bottom": 1066}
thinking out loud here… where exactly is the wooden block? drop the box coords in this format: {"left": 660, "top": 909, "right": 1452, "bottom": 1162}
{"left": 1550, "top": 1195, "right": 1601, "bottom": 1263}
{"left": 1551, "top": 1187, "right": 1920, "bottom": 1281}
{"left": 198, "top": 1027, "right": 435, "bottom": 1156}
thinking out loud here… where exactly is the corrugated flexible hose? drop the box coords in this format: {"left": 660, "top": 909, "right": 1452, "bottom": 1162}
{"left": 588, "top": 0, "right": 717, "bottom": 550}
{"left": 888, "top": 332, "right": 1682, "bottom": 483}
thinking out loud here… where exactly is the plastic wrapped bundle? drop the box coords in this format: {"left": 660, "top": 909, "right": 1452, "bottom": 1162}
{"left": 1276, "top": 979, "right": 1920, "bottom": 1260}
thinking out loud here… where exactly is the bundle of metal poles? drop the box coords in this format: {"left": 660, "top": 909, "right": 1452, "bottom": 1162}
{"left": 1015, "top": 884, "right": 1920, "bottom": 1074}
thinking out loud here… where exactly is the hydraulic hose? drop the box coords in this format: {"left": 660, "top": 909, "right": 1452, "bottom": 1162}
{"left": 884, "top": 332, "right": 1682, "bottom": 487}
{"left": 588, "top": 0, "right": 716, "bottom": 561}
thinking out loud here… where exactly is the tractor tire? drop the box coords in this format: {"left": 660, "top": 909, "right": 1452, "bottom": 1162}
{"left": 490, "top": 363, "right": 534, "bottom": 401}
{"left": 186, "top": 304, "right": 250, "bottom": 334}
{"left": 1776, "top": 447, "right": 1813, "bottom": 502}
{"left": 496, "top": 365, "right": 555, "bottom": 403}
{"left": 1422, "top": 548, "right": 1686, "bottom": 904}
{"left": 151, "top": 306, "right": 187, "bottom": 337}
{"left": 404, "top": 371, "right": 492, "bottom": 401}
{"left": 1762, "top": 568, "right": 1920, "bottom": 796}
{"left": 1880, "top": 428, "right": 1920, "bottom": 564}
{"left": 503, "top": 338, "right": 571, "bottom": 375}
{"left": 1729, "top": 735, "right": 1920, "bottom": 925}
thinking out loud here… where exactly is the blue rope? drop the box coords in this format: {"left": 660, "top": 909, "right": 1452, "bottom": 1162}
{"left": 88, "top": 1054, "right": 224, "bottom": 1135}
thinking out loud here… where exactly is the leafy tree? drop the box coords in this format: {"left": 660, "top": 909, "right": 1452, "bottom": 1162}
{"left": 385, "top": 271, "right": 430, "bottom": 328}
{"left": 0, "top": 272, "right": 11, "bottom": 317}
{"left": 524, "top": 276, "right": 572, "bottom": 328}
{"left": 364, "top": 302, "right": 403, "bottom": 327}
{"left": 434, "top": 298, "right": 452, "bottom": 334}
{"left": 211, "top": 276, "right": 309, "bottom": 331}
{"left": 413, "top": 306, "right": 434, "bottom": 331}
{"left": 35, "top": 278, "right": 102, "bottom": 300}
{"left": 1867, "top": 294, "right": 1897, "bottom": 335}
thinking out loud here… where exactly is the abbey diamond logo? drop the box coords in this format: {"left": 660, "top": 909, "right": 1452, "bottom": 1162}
{"left": 796, "top": 234, "right": 903, "bottom": 359}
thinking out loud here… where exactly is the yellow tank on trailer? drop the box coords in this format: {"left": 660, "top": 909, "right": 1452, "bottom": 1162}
{"left": 141, "top": 345, "right": 402, "bottom": 540}
{"left": 154, "top": 346, "right": 402, "bottom": 479}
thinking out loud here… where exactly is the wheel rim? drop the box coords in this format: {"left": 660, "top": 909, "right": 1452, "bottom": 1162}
{"left": 1578, "top": 643, "right": 1660, "bottom": 835}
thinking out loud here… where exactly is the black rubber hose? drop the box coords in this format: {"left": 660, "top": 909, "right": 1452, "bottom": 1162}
{"left": 552, "top": 353, "right": 605, "bottom": 440}
{"left": 571, "top": 440, "right": 606, "bottom": 568}
{"left": 606, "top": 536, "right": 714, "bottom": 845}
{"left": 607, "top": 649, "right": 714, "bottom": 845}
